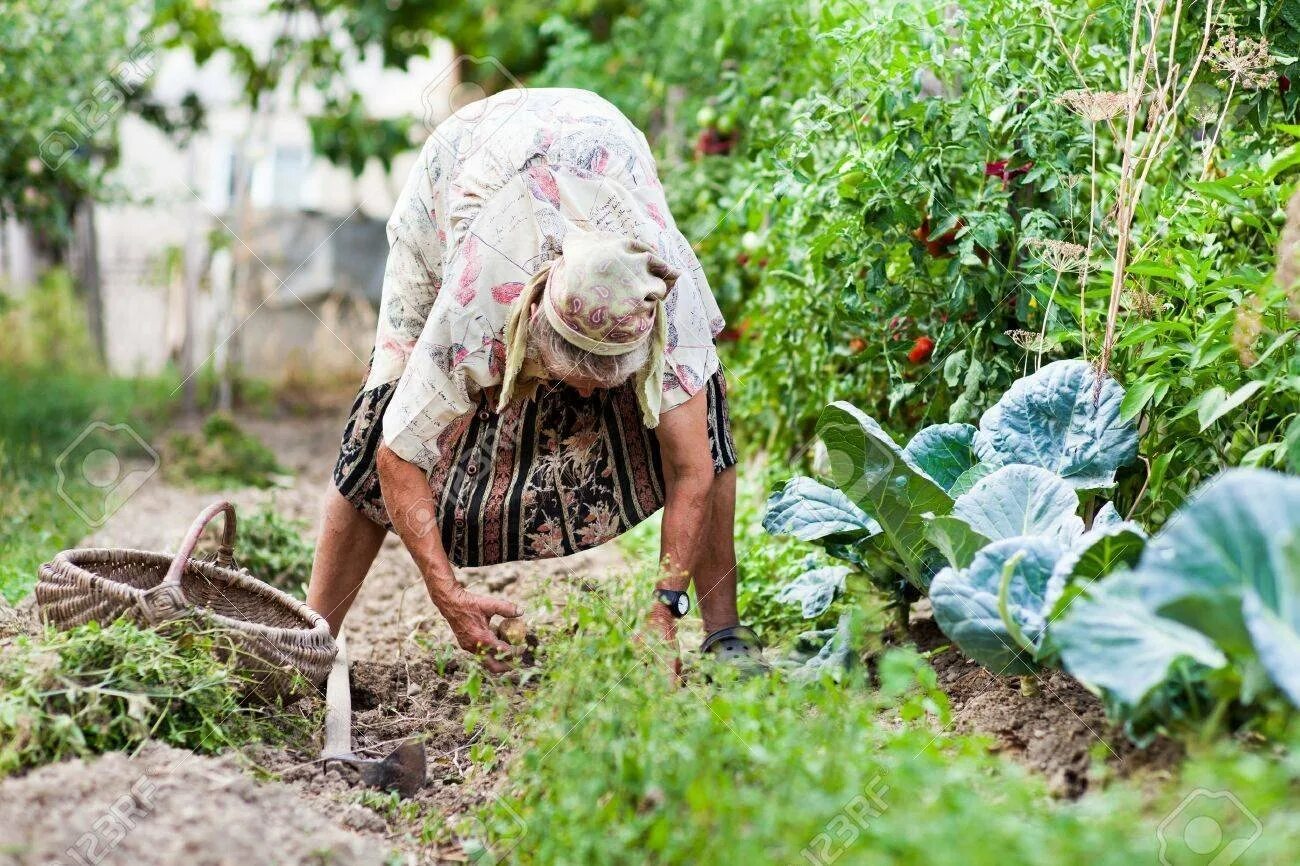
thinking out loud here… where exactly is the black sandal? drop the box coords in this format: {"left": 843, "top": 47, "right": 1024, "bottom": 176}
{"left": 700, "top": 625, "right": 768, "bottom": 676}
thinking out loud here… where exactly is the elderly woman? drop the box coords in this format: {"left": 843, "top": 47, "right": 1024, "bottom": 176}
{"left": 306, "top": 87, "right": 760, "bottom": 673}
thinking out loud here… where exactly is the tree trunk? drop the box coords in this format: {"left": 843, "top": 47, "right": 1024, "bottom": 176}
{"left": 71, "top": 198, "right": 107, "bottom": 366}
{"left": 178, "top": 151, "right": 203, "bottom": 416}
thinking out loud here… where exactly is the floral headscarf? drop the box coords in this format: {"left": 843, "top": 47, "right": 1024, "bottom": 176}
{"left": 499, "top": 230, "right": 678, "bottom": 427}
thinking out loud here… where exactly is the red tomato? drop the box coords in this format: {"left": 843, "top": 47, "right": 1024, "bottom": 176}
{"left": 907, "top": 336, "right": 935, "bottom": 363}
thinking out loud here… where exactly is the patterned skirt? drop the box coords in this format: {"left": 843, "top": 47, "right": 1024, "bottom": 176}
{"left": 332, "top": 369, "right": 737, "bottom": 567}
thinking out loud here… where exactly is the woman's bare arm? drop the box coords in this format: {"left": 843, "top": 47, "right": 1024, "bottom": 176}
{"left": 376, "top": 443, "right": 519, "bottom": 672}
{"left": 649, "top": 389, "right": 715, "bottom": 648}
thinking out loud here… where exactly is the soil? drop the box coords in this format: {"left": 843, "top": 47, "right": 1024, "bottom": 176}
{"left": 906, "top": 606, "right": 1183, "bottom": 797}
{"left": 0, "top": 743, "right": 384, "bottom": 866}
{"left": 0, "top": 412, "right": 1185, "bottom": 865}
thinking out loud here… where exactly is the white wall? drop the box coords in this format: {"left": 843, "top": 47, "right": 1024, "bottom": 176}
{"left": 94, "top": 3, "right": 455, "bottom": 377}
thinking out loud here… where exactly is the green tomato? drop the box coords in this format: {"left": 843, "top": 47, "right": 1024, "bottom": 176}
{"left": 696, "top": 105, "right": 718, "bottom": 128}
{"left": 716, "top": 113, "right": 737, "bottom": 136}
{"left": 740, "top": 230, "right": 763, "bottom": 252}
{"left": 1231, "top": 215, "right": 1245, "bottom": 233}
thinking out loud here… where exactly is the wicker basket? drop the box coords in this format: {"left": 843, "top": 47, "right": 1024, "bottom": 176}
{"left": 36, "top": 500, "right": 336, "bottom": 701}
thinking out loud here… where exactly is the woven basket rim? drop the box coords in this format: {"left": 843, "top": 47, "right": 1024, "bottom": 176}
{"left": 49, "top": 547, "right": 332, "bottom": 643}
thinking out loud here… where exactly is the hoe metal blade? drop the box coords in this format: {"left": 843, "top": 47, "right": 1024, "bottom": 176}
{"left": 322, "top": 631, "right": 427, "bottom": 798}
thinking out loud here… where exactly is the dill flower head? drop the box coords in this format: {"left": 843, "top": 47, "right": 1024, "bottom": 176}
{"left": 1190, "top": 101, "right": 1220, "bottom": 124}
{"left": 1005, "top": 329, "right": 1056, "bottom": 352}
{"left": 1024, "top": 238, "right": 1091, "bottom": 274}
{"left": 1209, "top": 32, "right": 1278, "bottom": 90}
{"left": 1056, "top": 89, "right": 1134, "bottom": 122}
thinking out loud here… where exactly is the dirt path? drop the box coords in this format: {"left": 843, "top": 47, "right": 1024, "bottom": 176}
{"left": 2, "top": 412, "right": 625, "bottom": 865}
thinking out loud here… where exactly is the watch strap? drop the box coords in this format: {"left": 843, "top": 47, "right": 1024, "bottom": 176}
{"left": 655, "top": 587, "right": 690, "bottom": 618}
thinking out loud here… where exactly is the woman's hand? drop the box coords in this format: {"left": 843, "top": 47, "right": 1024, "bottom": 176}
{"left": 376, "top": 443, "right": 522, "bottom": 673}
{"left": 643, "top": 599, "right": 682, "bottom": 682}
{"left": 433, "top": 583, "right": 522, "bottom": 673}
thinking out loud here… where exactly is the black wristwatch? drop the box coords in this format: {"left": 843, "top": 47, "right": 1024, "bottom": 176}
{"left": 655, "top": 587, "right": 691, "bottom": 618}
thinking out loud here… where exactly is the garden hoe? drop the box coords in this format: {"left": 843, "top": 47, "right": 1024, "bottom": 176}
{"left": 322, "top": 630, "right": 426, "bottom": 798}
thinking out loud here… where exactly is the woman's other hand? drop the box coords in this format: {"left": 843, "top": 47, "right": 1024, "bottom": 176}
{"left": 643, "top": 600, "right": 682, "bottom": 682}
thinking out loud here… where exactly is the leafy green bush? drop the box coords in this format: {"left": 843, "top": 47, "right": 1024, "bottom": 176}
{"left": 0, "top": 269, "right": 99, "bottom": 372}
{"left": 220, "top": 506, "right": 316, "bottom": 598}
{"left": 537, "top": 0, "right": 1300, "bottom": 513}
{"left": 0, "top": 1, "right": 137, "bottom": 236}
{"left": 0, "top": 620, "right": 307, "bottom": 776}
{"left": 164, "top": 413, "right": 284, "bottom": 490}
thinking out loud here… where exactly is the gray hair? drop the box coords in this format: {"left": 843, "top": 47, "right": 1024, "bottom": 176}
{"left": 528, "top": 314, "right": 651, "bottom": 388}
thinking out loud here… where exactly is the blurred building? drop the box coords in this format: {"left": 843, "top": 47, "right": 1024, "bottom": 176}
{"left": 16, "top": 1, "right": 456, "bottom": 388}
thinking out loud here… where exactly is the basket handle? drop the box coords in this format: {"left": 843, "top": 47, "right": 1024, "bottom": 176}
{"left": 139, "top": 501, "right": 238, "bottom": 624}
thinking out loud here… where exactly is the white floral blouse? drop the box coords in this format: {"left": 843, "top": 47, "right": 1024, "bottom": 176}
{"left": 369, "top": 87, "right": 724, "bottom": 472}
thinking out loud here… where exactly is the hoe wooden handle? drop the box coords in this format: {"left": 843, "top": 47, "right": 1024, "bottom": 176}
{"left": 323, "top": 631, "right": 352, "bottom": 758}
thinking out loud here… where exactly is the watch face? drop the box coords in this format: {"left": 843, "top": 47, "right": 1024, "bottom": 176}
{"left": 674, "top": 593, "right": 689, "bottom": 616}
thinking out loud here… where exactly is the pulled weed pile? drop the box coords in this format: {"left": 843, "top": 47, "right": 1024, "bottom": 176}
{"left": 0, "top": 619, "right": 313, "bottom": 776}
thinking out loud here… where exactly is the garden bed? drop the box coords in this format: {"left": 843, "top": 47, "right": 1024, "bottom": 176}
{"left": 0, "top": 413, "right": 1289, "bottom": 865}
{"left": 0, "top": 414, "right": 627, "bottom": 861}
{"left": 908, "top": 611, "right": 1183, "bottom": 797}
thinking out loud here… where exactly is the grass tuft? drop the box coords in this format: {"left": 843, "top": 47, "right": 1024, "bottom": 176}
{"left": 163, "top": 413, "right": 285, "bottom": 490}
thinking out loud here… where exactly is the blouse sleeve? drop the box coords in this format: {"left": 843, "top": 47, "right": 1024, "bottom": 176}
{"left": 381, "top": 351, "right": 477, "bottom": 471}
{"left": 365, "top": 138, "right": 446, "bottom": 392}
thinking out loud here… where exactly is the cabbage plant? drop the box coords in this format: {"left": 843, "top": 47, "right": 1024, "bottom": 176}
{"left": 764, "top": 361, "right": 1140, "bottom": 637}
{"left": 928, "top": 465, "right": 1147, "bottom": 682}
{"left": 1055, "top": 469, "right": 1300, "bottom": 739}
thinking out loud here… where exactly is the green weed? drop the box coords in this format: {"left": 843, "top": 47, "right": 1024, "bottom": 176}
{"left": 467, "top": 578, "right": 1300, "bottom": 866}
{"left": 163, "top": 413, "right": 285, "bottom": 490}
{"left": 0, "top": 619, "right": 312, "bottom": 776}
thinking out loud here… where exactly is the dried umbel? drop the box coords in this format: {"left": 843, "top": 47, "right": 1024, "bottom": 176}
{"left": 1209, "top": 33, "right": 1278, "bottom": 90}
{"left": 1024, "top": 238, "right": 1091, "bottom": 274}
{"left": 1121, "top": 287, "right": 1162, "bottom": 319}
{"left": 1006, "top": 329, "right": 1056, "bottom": 353}
{"left": 1056, "top": 89, "right": 1135, "bottom": 122}
{"left": 1191, "top": 102, "right": 1220, "bottom": 125}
